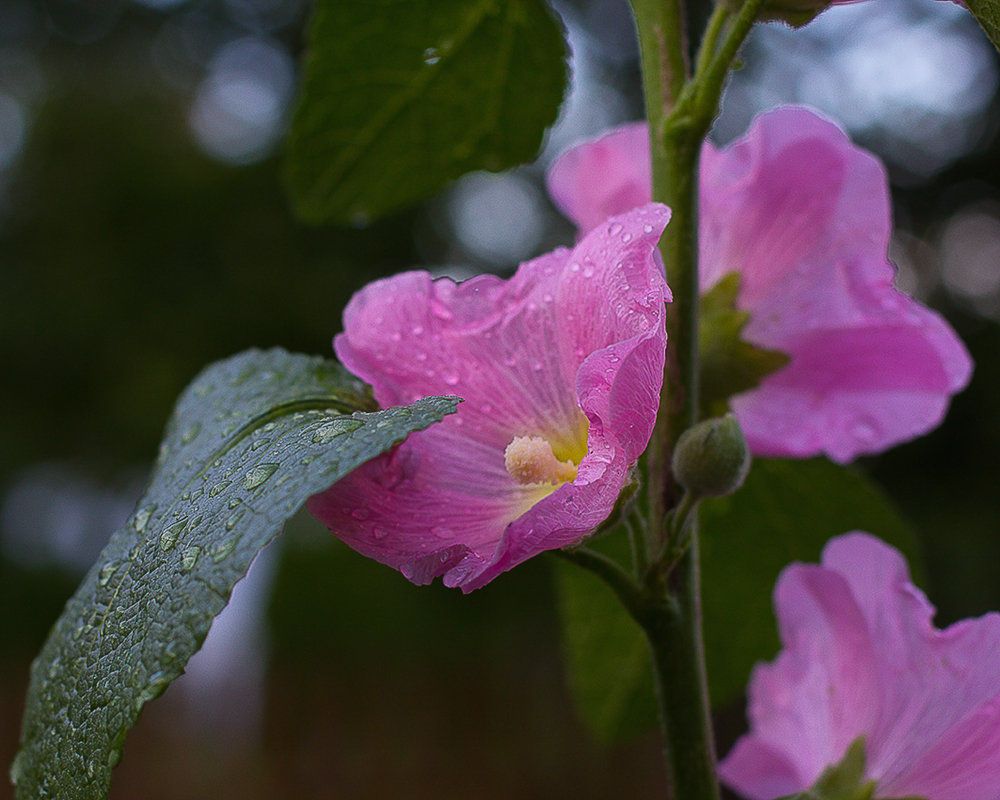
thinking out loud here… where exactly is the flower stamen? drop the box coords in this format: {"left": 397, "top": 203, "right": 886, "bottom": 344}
{"left": 504, "top": 436, "right": 578, "bottom": 486}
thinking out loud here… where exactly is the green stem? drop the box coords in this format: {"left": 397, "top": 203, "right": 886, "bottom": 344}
{"left": 626, "top": 1, "right": 766, "bottom": 798}
{"left": 635, "top": 532, "right": 717, "bottom": 800}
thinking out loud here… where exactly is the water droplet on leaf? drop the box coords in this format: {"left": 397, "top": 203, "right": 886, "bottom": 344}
{"left": 243, "top": 463, "right": 279, "bottom": 490}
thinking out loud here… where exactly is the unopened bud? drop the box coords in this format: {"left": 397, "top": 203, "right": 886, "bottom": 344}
{"left": 672, "top": 414, "right": 750, "bottom": 499}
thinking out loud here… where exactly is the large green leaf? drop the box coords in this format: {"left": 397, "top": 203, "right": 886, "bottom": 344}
{"left": 554, "top": 458, "right": 917, "bottom": 741}
{"left": 11, "top": 348, "right": 458, "bottom": 800}
{"left": 701, "top": 457, "right": 917, "bottom": 706}
{"left": 284, "top": 0, "right": 567, "bottom": 225}
{"left": 966, "top": 0, "right": 1000, "bottom": 54}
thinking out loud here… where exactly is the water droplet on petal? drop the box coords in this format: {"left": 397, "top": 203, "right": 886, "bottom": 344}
{"left": 621, "top": 232, "right": 633, "bottom": 243}
{"left": 443, "top": 372, "right": 460, "bottom": 386}
{"left": 582, "top": 264, "right": 595, "bottom": 278}
{"left": 351, "top": 508, "right": 371, "bottom": 521}
{"left": 643, "top": 223, "right": 653, "bottom": 234}
{"left": 412, "top": 324, "right": 425, "bottom": 335}
{"left": 372, "top": 528, "right": 389, "bottom": 540}
{"left": 570, "top": 262, "right": 581, "bottom": 273}
{"left": 422, "top": 47, "right": 440, "bottom": 65}
{"left": 608, "top": 222, "right": 623, "bottom": 236}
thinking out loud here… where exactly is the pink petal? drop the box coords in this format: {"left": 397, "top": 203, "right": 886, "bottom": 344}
{"left": 308, "top": 204, "right": 670, "bottom": 591}
{"left": 546, "top": 122, "right": 651, "bottom": 235}
{"left": 546, "top": 106, "right": 972, "bottom": 462}
{"left": 720, "top": 533, "right": 1000, "bottom": 800}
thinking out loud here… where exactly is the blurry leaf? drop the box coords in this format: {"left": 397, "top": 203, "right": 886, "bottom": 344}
{"left": 553, "top": 528, "right": 657, "bottom": 742}
{"left": 12, "top": 348, "right": 458, "bottom": 800}
{"left": 699, "top": 274, "right": 789, "bottom": 418}
{"left": 701, "top": 458, "right": 918, "bottom": 706}
{"left": 285, "top": 0, "right": 567, "bottom": 224}
{"left": 966, "top": 0, "right": 1000, "bottom": 54}
{"left": 775, "top": 737, "right": 927, "bottom": 800}
{"left": 553, "top": 458, "right": 917, "bottom": 742}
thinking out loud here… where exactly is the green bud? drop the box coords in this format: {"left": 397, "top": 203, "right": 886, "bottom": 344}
{"left": 672, "top": 414, "right": 751, "bottom": 499}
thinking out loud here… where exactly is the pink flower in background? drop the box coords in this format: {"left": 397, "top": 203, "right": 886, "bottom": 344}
{"left": 308, "top": 204, "right": 670, "bottom": 592}
{"left": 719, "top": 533, "right": 1000, "bottom": 800}
{"left": 547, "top": 107, "right": 972, "bottom": 463}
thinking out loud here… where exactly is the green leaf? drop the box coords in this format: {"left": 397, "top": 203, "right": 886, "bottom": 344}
{"left": 552, "top": 530, "right": 657, "bottom": 742}
{"left": 553, "top": 458, "right": 917, "bottom": 742}
{"left": 966, "top": 0, "right": 1000, "bottom": 54}
{"left": 701, "top": 458, "right": 918, "bottom": 707}
{"left": 777, "top": 739, "right": 875, "bottom": 800}
{"left": 285, "top": 0, "right": 568, "bottom": 225}
{"left": 12, "top": 348, "right": 459, "bottom": 800}
{"left": 699, "top": 274, "right": 789, "bottom": 418}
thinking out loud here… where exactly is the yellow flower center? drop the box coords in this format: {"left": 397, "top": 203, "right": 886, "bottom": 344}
{"left": 504, "top": 436, "right": 579, "bottom": 486}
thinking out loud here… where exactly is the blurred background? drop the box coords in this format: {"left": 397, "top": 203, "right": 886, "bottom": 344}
{"left": 1, "top": 0, "right": 998, "bottom": 797}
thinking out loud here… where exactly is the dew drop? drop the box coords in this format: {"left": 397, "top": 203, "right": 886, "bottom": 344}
{"left": 181, "top": 546, "right": 201, "bottom": 572}
{"left": 391, "top": 331, "right": 402, "bottom": 342}
{"left": 313, "top": 417, "right": 363, "bottom": 443}
{"left": 300, "top": 454, "right": 316, "bottom": 465}
{"left": 159, "top": 518, "right": 188, "bottom": 551}
{"left": 98, "top": 561, "right": 121, "bottom": 587}
{"left": 243, "top": 463, "right": 279, "bottom": 490}
{"left": 251, "top": 438, "right": 270, "bottom": 451}
{"left": 569, "top": 262, "right": 581, "bottom": 273}
{"left": 608, "top": 222, "right": 623, "bottom": 236}
{"left": 542, "top": 293, "right": 553, "bottom": 303}
{"left": 443, "top": 372, "right": 460, "bottom": 386}
{"left": 422, "top": 47, "right": 440, "bottom": 65}
{"left": 211, "top": 536, "right": 239, "bottom": 562}
{"left": 209, "top": 480, "right": 231, "bottom": 497}
{"left": 412, "top": 323, "right": 425, "bottom": 335}
{"left": 181, "top": 423, "right": 202, "bottom": 445}
{"left": 643, "top": 223, "right": 653, "bottom": 234}
{"left": 134, "top": 505, "right": 155, "bottom": 533}
{"left": 621, "top": 232, "right": 633, "bottom": 243}
{"left": 351, "top": 508, "right": 371, "bottom": 521}
{"left": 582, "top": 264, "right": 595, "bottom": 278}
{"left": 372, "top": 528, "right": 389, "bottom": 540}
{"left": 224, "top": 507, "right": 247, "bottom": 532}
{"left": 851, "top": 419, "right": 879, "bottom": 443}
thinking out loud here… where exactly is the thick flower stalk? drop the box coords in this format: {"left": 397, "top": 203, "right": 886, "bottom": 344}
{"left": 719, "top": 532, "right": 1000, "bottom": 799}
{"left": 308, "top": 204, "right": 671, "bottom": 592}
{"left": 546, "top": 106, "right": 972, "bottom": 463}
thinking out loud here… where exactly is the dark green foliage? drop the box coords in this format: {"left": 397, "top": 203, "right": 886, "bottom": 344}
{"left": 967, "top": 0, "right": 1000, "bottom": 53}
{"left": 11, "top": 349, "right": 457, "bottom": 799}
{"left": 285, "top": 0, "right": 568, "bottom": 224}
{"left": 554, "top": 458, "right": 917, "bottom": 741}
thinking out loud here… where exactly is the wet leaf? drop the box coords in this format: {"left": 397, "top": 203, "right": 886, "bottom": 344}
{"left": 12, "top": 348, "right": 458, "bottom": 800}
{"left": 285, "top": 0, "right": 567, "bottom": 224}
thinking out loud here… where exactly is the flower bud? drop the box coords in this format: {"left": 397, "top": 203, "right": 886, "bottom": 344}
{"left": 672, "top": 414, "right": 750, "bottom": 499}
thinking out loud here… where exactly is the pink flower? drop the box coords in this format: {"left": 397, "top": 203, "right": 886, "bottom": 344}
{"left": 546, "top": 107, "right": 972, "bottom": 463}
{"left": 307, "top": 204, "right": 671, "bottom": 592}
{"left": 719, "top": 533, "right": 1000, "bottom": 800}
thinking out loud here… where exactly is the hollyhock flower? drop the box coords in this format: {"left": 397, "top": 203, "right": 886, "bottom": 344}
{"left": 546, "top": 107, "right": 972, "bottom": 463}
{"left": 719, "top": 532, "right": 1000, "bottom": 800}
{"left": 307, "top": 204, "right": 671, "bottom": 592}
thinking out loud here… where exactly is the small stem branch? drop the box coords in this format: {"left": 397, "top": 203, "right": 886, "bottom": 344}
{"left": 554, "top": 546, "right": 643, "bottom": 619}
